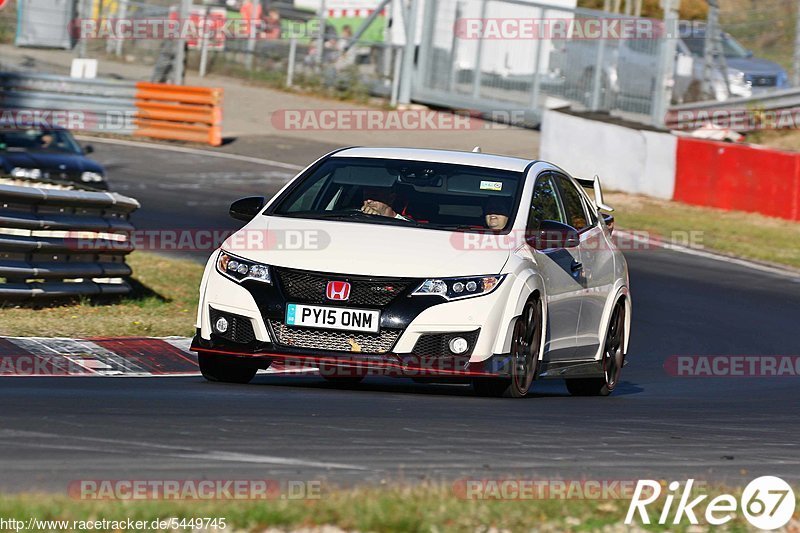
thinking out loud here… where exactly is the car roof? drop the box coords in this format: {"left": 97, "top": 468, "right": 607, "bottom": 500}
{"left": 332, "top": 147, "right": 535, "bottom": 173}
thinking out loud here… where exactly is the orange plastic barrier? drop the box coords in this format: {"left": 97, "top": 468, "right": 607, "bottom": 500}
{"left": 133, "top": 82, "right": 222, "bottom": 146}
{"left": 675, "top": 137, "right": 800, "bottom": 222}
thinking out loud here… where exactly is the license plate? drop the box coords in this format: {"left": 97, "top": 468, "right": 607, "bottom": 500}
{"left": 285, "top": 303, "right": 380, "bottom": 333}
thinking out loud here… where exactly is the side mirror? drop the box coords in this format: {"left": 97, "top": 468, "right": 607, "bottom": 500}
{"left": 83, "top": 144, "right": 94, "bottom": 154}
{"left": 230, "top": 196, "right": 267, "bottom": 222}
{"left": 528, "top": 220, "right": 580, "bottom": 250}
{"left": 602, "top": 213, "right": 615, "bottom": 234}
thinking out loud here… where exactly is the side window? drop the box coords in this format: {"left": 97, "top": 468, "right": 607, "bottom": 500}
{"left": 583, "top": 196, "right": 599, "bottom": 226}
{"left": 554, "top": 175, "right": 589, "bottom": 231}
{"left": 285, "top": 172, "right": 329, "bottom": 213}
{"left": 528, "top": 174, "right": 565, "bottom": 230}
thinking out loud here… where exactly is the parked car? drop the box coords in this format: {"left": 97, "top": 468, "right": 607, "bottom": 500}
{"left": 191, "top": 147, "right": 632, "bottom": 398}
{"left": 0, "top": 128, "right": 107, "bottom": 190}
{"left": 554, "top": 21, "right": 789, "bottom": 107}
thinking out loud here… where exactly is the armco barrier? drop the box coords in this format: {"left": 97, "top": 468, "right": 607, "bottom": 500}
{"left": 540, "top": 108, "right": 800, "bottom": 222}
{"left": 540, "top": 109, "right": 677, "bottom": 200}
{"left": 134, "top": 82, "right": 223, "bottom": 146}
{"left": 0, "top": 181, "right": 140, "bottom": 301}
{"left": 674, "top": 138, "right": 800, "bottom": 221}
{"left": 0, "top": 72, "right": 223, "bottom": 146}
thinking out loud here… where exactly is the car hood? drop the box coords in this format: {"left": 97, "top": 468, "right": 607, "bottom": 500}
{"left": 726, "top": 57, "right": 786, "bottom": 77}
{"left": 0, "top": 150, "right": 104, "bottom": 174}
{"left": 223, "top": 215, "right": 513, "bottom": 278}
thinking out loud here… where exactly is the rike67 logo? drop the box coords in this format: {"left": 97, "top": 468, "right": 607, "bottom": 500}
{"left": 626, "top": 477, "right": 796, "bottom": 530}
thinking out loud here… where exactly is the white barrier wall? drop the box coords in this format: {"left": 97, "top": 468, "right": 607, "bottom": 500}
{"left": 539, "top": 109, "right": 677, "bottom": 200}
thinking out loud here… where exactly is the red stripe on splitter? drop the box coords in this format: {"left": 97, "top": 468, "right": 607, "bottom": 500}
{"left": 88, "top": 338, "right": 199, "bottom": 374}
{"left": 0, "top": 338, "right": 81, "bottom": 376}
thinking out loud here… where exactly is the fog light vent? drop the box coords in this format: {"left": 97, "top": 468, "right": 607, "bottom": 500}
{"left": 214, "top": 317, "right": 229, "bottom": 333}
{"left": 448, "top": 337, "right": 469, "bottom": 354}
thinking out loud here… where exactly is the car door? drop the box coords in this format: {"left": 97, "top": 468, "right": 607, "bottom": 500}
{"left": 552, "top": 173, "right": 615, "bottom": 359}
{"left": 526, "top": 173, "right": 582, "bottom": 361}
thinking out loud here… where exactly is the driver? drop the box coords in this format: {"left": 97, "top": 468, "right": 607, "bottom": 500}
{"left": 39, "top": 133, "right": 55, "bottom": 148}
{"left": 484, "top": 197, "right": 512, "bottom": 231}
{"left": 360, "top": 186, "right": 410, "bottom": 220}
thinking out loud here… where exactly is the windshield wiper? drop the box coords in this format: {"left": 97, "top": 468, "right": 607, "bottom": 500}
{"left": 433, "top": 224, "right": 488, "bottom": 232}
{"left": 285, "top": 210, "right": 423, "bottom": 227}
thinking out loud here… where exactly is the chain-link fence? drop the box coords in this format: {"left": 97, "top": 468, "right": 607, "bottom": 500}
{"left": 0, "top": 0, "right": 19, "bottom": 45}
{"left": 413, "top": 0, "right": 670, "bottom": 125}
{"left": 79, "top": 0, "right": 171, "bottom": 64}
{"left": 9, "top": 0, "right": 800, "bottom": 129}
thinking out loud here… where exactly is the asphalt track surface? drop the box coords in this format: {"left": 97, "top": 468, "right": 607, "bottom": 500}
{"left": 1, "top": 139, "right": 799, "bottom": 492}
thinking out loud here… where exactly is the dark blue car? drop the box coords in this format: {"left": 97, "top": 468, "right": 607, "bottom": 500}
{"left": 0, "top": 128, "right": 108, "bottom": 190}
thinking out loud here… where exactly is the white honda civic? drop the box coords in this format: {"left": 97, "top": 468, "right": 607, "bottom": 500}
{"left": 191, "top": 147, "right": 631, "bottom": 398}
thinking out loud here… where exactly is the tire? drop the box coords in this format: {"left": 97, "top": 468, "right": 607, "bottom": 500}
{"left": 473, "top": 297, "right": 543, "bottom": 398}
{"left": 566, "top": 302, "right": 626, "bottom": 397}
{"left": 198, "top": 353, "right": 259, "bottom": 384}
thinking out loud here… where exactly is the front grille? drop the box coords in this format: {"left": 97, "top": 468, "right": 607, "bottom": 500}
{"left": 209, "top": 308, "right": 256, "bottom": 344}
{"left": 411, "top": 329, "right": 481, "bottom": 357}
{"left": 268, "top": 320, "right": 400, "bottom": 354}
{"left": 751, "top": 75, "right": 777, "bottom": 87}
{"left": 273, "top": 267, "right": 414, "bottom": 307}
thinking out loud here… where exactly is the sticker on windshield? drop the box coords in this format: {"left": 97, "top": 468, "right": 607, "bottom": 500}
{"left": 480, "top": 180, "right": 503, "bottom": 191}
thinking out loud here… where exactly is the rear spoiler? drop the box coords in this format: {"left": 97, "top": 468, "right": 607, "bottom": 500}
{"left": 575, "top": 175, "right": 614, "bottom": 212}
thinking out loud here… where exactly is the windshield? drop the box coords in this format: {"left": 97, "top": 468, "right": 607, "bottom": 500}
{"left": 682, "top": 34, "right": 750, "bottom": 59}
{"left": 0, "top": 129, "right": 83, "bottom": 154}
{"left": 270, "top": 157, "right": 525, "bottom": 233}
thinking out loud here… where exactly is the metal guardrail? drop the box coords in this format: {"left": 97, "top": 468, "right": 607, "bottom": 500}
{"left": 0, "top": 181, "right": 140, "bottom": 301}
{"left": 666, "top": 87, "right": 800, "bottom": 129}
{"left": 0, "top": 72, "right": 138, "bottom": 134}
{"left": 0, "top": 72, "right": 223, "bottom": 145}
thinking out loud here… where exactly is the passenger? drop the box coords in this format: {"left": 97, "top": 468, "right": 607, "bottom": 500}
{"left": 484, "top": 197, "right": 512, "bottom": 230}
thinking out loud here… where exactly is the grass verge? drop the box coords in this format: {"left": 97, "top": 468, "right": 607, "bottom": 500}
{"left": 745, "top": 130, "right": 800, "bottom": 154}
{"left": 0, "top": 484, "right": 791, "bottom": 532}
{"left": 0, "top": 252, "right": 204, "bottom": 338}
{"left": 608, "top": 192, "right": 800, "bottom": 270}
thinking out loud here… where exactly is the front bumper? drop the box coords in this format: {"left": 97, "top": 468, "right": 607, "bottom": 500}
{"left": 191, "top": 330, "right": 515, "bottom": 378}
{"left": 197, "top": 263, "right": 518, "bottom": 366}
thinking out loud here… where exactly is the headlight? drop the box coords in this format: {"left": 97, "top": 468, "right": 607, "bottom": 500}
{"left": 80, "top": 171, "right": 104, "bottom": 183}
{"left": 412, "top": 275, "right": 506, "bottom": 300}
{"left": 727, "top": 72, "right": 752, "bottom": 95}
{"left": 216, "top": 251, "right": 272, "bottom": 284}
{"left": 777, "top": 70, "right": 789, "bottom": 87}
{"left": 11, "top": 167, "right": 41, "bottom": 179}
